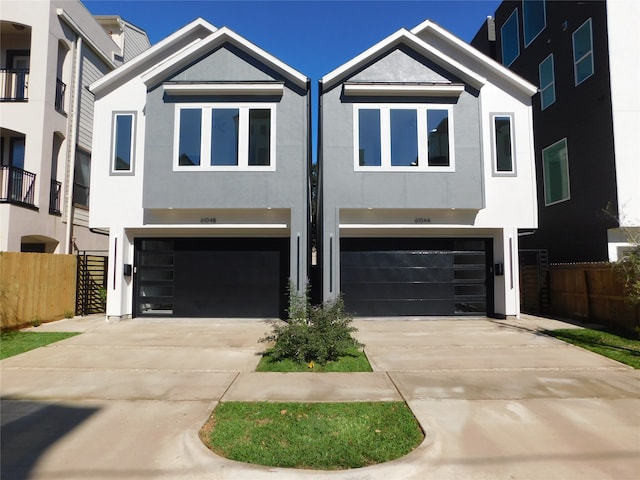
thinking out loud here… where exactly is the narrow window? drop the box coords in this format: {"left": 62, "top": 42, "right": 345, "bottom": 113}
{"left": 523, "top": 0, "right": 546, "bottom": 47}
{"left": 427, "top": 109, "right": 450, "bottom": 167}
{"left": 112, "top": 113, "right": 134, "bottom": 172}
{"left": 248, "top": 108, "right": 271, "bottom": 166}
{"left": 501, "top": 9, "right": 520, "bottom": 66}
{"left": 178, "top": 108, "right": 201, "bottom": 166}
{"left": 358, "top": 109, "right": 381, "bottom": 167}
{"left": 539, "top": 54, "right": 556, "bottom": 110}
{"left": 73, "top": 149, "right": 91, "bottom": 207}
{"left": 494, "top": 115, "right": 514, "bottom": 173}
{"left": 390, "top": 109, "right": 418, "bottom": 167}
{"left": 542, "top": 138, "right": 570, "bottom": 205}
{"left": 211, "top": 108, "right": 239, "bottom": 166}
{"left": 573, "top": 18, "right": 594, "bottom": 85}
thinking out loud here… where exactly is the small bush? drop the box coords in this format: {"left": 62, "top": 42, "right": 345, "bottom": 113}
{"left": 261, "top": 285, "right": 363, "bottom": 365}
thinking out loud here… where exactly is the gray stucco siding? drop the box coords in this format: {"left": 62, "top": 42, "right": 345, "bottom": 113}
{"left": 142, "top": 44, "right": 308, "bottom": 210}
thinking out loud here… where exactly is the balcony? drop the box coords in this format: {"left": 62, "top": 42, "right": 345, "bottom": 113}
{"left": 49, "top": 179, "right": 62, "bottom": 215}
{"left": 55, "top": 78, "right": 66, "bottom": 113}
{"left": 0, "top": 165, "right": 37, "bottom": 209}
{"left": 0, "top": 69, "right": 29, "bottom": 101}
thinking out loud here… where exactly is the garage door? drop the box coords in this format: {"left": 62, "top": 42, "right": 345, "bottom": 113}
{"left": 340, "top": 238, "right": 492, "bottom": 316}
{"left": 134, "top": 238, "right": 289, "bottom": 318}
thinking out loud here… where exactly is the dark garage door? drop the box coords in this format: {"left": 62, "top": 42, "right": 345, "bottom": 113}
{"left": 341, "top": 238, "right": 493, "bottom": 316}
{"left": 135, "top": 238, "right": 289, "bottom": 318}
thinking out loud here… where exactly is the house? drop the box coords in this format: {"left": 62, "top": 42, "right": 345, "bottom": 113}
{"left": 89, "top": 19, "right": 311, "bottom": 319}
{"left": 471, "top": 0, "right": 640, "bottom": 263}
{"left": 0, "top": 0, "right": 149, "bottom": 254}
{"left": 318, "top": 20, "right": 538, "bottom": 318}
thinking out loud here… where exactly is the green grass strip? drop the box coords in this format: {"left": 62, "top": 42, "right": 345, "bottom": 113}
{"left": 0, "top": 331, "right": 80, "bottom": 359}
{"left": 546, "top": 328, "right": 640, "bottom": 369}
{"left": 256, "top": 347, "right": 372, "bottom": 372}
{"left": 201, "top": 401, "right": 424, "bottom": 469}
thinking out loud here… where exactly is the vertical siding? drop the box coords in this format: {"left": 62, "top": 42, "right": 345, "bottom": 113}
{"left": 77, "top": 46, "right": 111, "bottom": 151}
{"left": 123, "top": 25, "right": 150, "bottom": 61}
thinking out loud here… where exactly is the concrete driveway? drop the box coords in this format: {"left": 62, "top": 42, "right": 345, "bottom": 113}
{"left": 1, "top": 315, "right": 639, "bottom": 479}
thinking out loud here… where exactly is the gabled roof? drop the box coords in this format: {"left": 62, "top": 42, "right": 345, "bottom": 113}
{"left": 321, "top": 20, "right": 537, "bottom": 97}
{"left": 90, "top": 18, "right": 308, "bottom": 96}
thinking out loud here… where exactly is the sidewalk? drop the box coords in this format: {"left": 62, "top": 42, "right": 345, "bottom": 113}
{"left": 2, "top": 315, "right": 639, "bottom": 479}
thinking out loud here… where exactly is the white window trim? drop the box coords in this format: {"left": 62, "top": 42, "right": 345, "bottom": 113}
{"left": 523, "top": 0, "right": 547, "bottom": 48}
{"left": 501, "top": 9, "right": 520, "bottom": 67}
{"left": 573, "top": 18, "right": 594, "bottom": 86}
{"left": 353, "top": 103, "right": 455, "bottom": 173}
{"left": 542, "top": 137, "right": 571, "bottom": 206}
{"left": 110, "top": 111, "right": 136, "bottom": 175}
{"left": 539, "top": 53, "right": 556, "bottom": 110}
{"left": 491, "top": 113, "right": 516, "bottom": 176}
{"left": 173, "top": 103, "right": 276, "bottom": 172}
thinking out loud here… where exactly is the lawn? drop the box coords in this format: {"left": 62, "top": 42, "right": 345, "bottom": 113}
{"left": 0, "top": 331, "right": 80, "bottom": 359}
{"left": 200, "top": 401, "right": 424, "bottom": 469}
{"left": 546, "top": 328, "right": 640, "bottom": 369}
{"left": 256, "top": 347, "right": 372, "bottom": 372}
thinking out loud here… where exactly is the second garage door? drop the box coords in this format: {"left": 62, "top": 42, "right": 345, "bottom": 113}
{"left": 135, "top": 238, "right": 289, "bottom": 318}
{"left": 340, "top": 238, "right": 493, "bottom": 316}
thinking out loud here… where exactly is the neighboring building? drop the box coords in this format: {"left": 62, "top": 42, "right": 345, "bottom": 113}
{"left": 318, "top": 20, "right": 538, "bottom": 318}
{"left": 89, "top": 19, "right": 311, "bottom": 319}
{"left": 0, "top": 0, "right": 149, "bottom": 253}
{"left": 472, "top": 0, "right": 640, "bottom": 262}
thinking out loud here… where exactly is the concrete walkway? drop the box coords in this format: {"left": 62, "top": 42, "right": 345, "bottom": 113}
{"left": 1, "top": 315, "right": 639, "bottom": 479}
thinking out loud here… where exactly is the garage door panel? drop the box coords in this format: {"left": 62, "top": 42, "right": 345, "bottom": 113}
{"left": 342, "top": 251, "right": 454, "bottom": 268}
{"left": 342, "top": 266, "right": 454, "bottom": 283}
{"left": 347, "top": 299, "right": 455, "bottom": 316}
{"left": 342, "top": 282, "right": 454, "bottom": 300}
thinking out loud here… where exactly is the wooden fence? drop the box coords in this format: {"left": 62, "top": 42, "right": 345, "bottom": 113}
{"left": 549, "top": 263, "right": 640, "bottom": 334}
{"left": 0, "top": 252, "right": 77, "bottom": 331}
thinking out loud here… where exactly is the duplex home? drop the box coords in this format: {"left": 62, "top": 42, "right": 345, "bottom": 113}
{"left": 0, "top": 0, "right": 149, "bottom": 253}
{"left": 472, "top": 0, "right": 640, "bottom": 262}
{"left": 318, "top": 20, "right": 538, "bottom": 317}
{"left": 89, "top": 19, "right": 310, "bottom": 319}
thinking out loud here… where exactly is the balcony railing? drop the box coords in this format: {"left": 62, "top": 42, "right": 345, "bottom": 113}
{"left": 55, "top": 78, "right": 66, "bottom": 113}
{"left": 0, "top": 68, "right": 29, "bottom": 101}
{"left": 49, "top": 179, "right": 62, "bottom": 215}
{"left": 0, "top": 165, "right": 37, "bottom": 209}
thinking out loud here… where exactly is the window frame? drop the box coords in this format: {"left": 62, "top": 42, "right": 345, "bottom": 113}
{"left": 353, "top": 103, "right": 455, "bottom": 172}
{"left": 542, "top": 138, "right": 570, "bottom": 206}
{"left": 523, "top": 0, "right": 546, "bottom": 48}
{"left": 491, "top": 113, "right": 516, "bottom": 176}
{"left": 110, "top": 111, "right": 136, "bottom": 175}
{"left": 572, "top": 18, "right": 594, "bottom": 86}
{"left": 538, "top": 54, "right": 556, "bottom": 110}
{"left": 501, "top": 9, "right": 521, "bottom": 67}
{"left": 173, "top": 103, "right": 276, "bottom": 172}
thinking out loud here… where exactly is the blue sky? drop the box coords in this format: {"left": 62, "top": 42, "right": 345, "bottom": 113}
{"left": 85, "top": 0, "right": 500, "bottom": 82}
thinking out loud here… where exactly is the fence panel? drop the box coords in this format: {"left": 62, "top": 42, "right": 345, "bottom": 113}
{"left": 549, "top": 263, "right": 639, "bottom": 334}
{"left": 0, "top": 252, "right": 76, "bottom": 330}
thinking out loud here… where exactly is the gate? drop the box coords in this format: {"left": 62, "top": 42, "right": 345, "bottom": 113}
{"left": 76, "top": 251, "right": 108, "bottom": 316}
{"left": 519, "top": 249, "right": 549, "bottom": 315}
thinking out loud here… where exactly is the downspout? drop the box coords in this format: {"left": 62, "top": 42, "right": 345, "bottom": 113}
{"left": 64, "top": 36, "right": 83, "bottom": 254}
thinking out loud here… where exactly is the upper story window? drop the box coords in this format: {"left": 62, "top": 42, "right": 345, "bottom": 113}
{"left": 523, "top": 0, "right": 546, "bottom": 47}
{"left": 111, "top": 112, "right": 135, "bottom": 174}
{"left": 539, "top": 54, "right": 556, "bottom": 110}
{"left": 542, "top": 138, "right": 570, "bottom": 205}
{"left": 492, "top": 114, "right": 515, "bottom": 175}
{"left": 174, "top": 103, "right": 276, "bottom": 171}
{"left": 501, "top": 9, "right": 520, "bottom": 66}
{"left": 354, "top": 104, "right": 454, "bottom": 172}
{"left": 573, "top": 18, "right": 594, "bottom": 85}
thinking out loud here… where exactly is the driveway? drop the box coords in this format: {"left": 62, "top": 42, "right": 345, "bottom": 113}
{"left": 1, "top": 315, "right": 639, "bottom": 479}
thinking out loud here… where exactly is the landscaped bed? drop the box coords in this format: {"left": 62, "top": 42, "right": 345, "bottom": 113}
{"left": 0, "top": 331, "right": 80, "bottom": 359}
{"left": 256, "top": 346, "right": 372, "bottom": 372}
{"left": 200, "top": 401, "right": 424, "bottom": 469}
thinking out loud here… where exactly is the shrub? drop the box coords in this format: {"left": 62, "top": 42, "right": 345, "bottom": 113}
{"left": 261, "top": 284, "right": 362, "bottom": 365}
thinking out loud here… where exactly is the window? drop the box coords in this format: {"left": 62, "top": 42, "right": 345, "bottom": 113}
{"left": 542, "top": 138, "right": 570, "bottom": 205}
{"left": 354, "top": 104, "right": 454, "bottom": 171}
{"left": 73, "top": 149, "right": 91, "bottom": 208}
{"left": 523, "top": 0, "right": 546, "bottom": 47}
{"left": 538, "top": 54, "right": 556, "bottom": 110}
{"left": 573, "top": 18, "right": 594, "bottom": 85}
{"left": 492, "top": 114, "right": 515, "bottom": 174}
{"left": 174, "top": 104, "right": 275, "bottom": 170}
{"left": 501, "top": 9, "right": 520, "bottom": 66}
{"left": 111, "top": 113, "right": 135, "bottom": 173}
